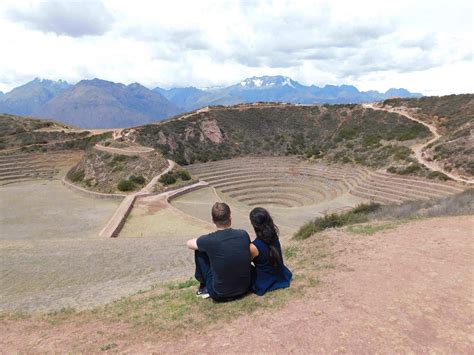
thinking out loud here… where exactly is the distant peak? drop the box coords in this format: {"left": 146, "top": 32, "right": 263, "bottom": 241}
{"left": 239, "top": 75, "right": 299, "bottom": 88}
{"left": 24, "top": 77, "right": 71, "bottom": 89}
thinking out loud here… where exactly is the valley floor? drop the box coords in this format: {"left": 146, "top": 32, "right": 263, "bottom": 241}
{"left": 0, "top": 179, "right": 208, "bottom": 311}
{"left": 1, "top": 215, "right": 472, "bottom": 352}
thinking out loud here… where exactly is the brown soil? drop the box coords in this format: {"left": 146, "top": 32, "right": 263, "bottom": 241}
{"left": 1, "top": 216, "right": 473, "bottom": 352}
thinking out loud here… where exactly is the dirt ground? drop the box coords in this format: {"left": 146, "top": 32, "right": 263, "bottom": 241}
{"left": 1, "top": 215, "right": 472, "bottom": 352}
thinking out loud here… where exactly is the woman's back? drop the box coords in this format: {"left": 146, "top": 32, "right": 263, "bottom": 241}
{"left": 252, "top": 238, "right": 292, "bottom": 296}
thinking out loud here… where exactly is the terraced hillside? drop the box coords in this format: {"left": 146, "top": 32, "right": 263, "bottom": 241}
{"left": 0, "top": 152, "right": 80, "bottom": 186}
{"left": 187, "top": 157, "right": 466, "bottom": 208}
{"left": 130, "top": 103, "right": 430, "bottom": 169}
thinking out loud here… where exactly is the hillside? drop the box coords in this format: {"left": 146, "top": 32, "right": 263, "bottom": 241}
{"left": 381, "top": 94, "right": 474, "bottom": 176}
{"left": 35, "top": 79, "right": 181, "bottom": 129}
{"left": 127, "top": 102, "right": 433, "bottom": 177}
{"left": 155, "top": 75, "right": 422, "bottom": 111}
{"left": 66, "top": 147, "right": 168, "bottom": 194}
{"left": 0, "top": 113, "right": 110, "bottom": 152}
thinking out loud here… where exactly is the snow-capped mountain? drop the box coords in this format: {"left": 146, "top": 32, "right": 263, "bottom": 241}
{"left": 237, "top": 75, "right": 301, "bottom": 89}
{"left": 154, "top": 75, "right": 422, "bottom": 111}
{"left": 0, "top": 75, "right": 422, "bottom": 128}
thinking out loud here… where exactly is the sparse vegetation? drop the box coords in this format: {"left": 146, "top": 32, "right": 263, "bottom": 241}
{"left": 129, "top": 175, "right": 146, "bottom": 185}
{"left": 67, "top": 169, "right": 85, "bottom": 183}
{"left": 427, "top": 171, "right": 450, "bottom": 181}
{"left": 383, "top": 94, "right": 474, "bottom": 176}
{"left": 294, "top": 202, "right": 381, "bottom": 239}
{"left": 159, "top": 172, "right": 177, "bottom": 185}
{"left": 295, "top": 190, "right": 473, "bottom": 239}
{"left": 133, "top": 104, "right": 430, "bottom": 171}
{"left": 117, "top": 179, "right": 136, "bottom": 191}
{"left": 346, "top": 222, "right": 400, "bottom": 235}
{"left": 67, "top": 150, "right": 167, "bottom": 193}
{"left": 159, "top": 169, "right": 192, "bottom": 186}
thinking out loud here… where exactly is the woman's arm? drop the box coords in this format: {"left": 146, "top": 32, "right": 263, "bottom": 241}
{"left": 186, "top": 238, "right": 198, "bottom": 250}
{"left": 250, "top": 243, "right": 259, "bottom": 260}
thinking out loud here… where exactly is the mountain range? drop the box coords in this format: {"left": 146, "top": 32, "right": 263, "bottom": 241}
{"left": 0, "top": 76, "right": 422, "bottom": 128}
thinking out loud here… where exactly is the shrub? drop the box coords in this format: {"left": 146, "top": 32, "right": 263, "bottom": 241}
{"left": 129, "top": 175, "right": 146, "bottom": 185}
{"left": 159, "top": 172, "right": 177, "bottom": 185}
{"left": 112, "top": 155, "right": 128, "bottom": 163}
{"left": 117, "top": 179, "right": 136, "bottom": 191}
{"left": 176, "top": 170, "right": 191, "bottom": 181}
{"left": 294, "top": 203, "right": 380, "bottom": 239}
{"left": 69, "top": 170, "right": 85, "bottom": 182}
{"left": 387, "top": 164, "right": 422, "bottom": 175}
{"left": 352, "top": 202, "right": 381, "bottom": 214}
{"left": 392, "top": 146, "right": 412, "bottom": 160}
{"left": 427, "top": 171, "right": 450, "bottom": 181}
{"left": 337, "top": 126, "right": 357, "bottom": 140}
{"left": 362, "top": 134, "right": 381, "bottom": 147}
{"left": 396, "top": 126, "right": 425, "bottom": 141}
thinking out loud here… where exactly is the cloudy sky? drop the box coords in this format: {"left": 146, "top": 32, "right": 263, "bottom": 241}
{"left": 0, "top": 0, "right": 472, "bottom": 95}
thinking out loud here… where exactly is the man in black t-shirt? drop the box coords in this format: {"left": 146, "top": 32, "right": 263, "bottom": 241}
{"left": 186, "top": 202, "right": 251, "bottom": 301}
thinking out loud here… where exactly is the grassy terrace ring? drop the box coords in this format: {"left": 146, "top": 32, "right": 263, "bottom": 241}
{"left": 186, "top": 156, "right": 465, "bottom": 208}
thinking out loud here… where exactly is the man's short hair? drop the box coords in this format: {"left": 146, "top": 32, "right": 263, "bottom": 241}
{"left": 211, "top": 202, "right": 231, "bottom": 226}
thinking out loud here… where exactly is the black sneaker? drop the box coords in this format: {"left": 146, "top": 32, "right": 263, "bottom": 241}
{"left": 196, "top": 287, "right": 210, "bottom": 299}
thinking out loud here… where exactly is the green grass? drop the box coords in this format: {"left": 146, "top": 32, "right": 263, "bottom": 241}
{"left": 294, "top": 203, "right": 381, "bottom": 239}
{"left": 95, "top": 281, "right": 301, "bottom": 332}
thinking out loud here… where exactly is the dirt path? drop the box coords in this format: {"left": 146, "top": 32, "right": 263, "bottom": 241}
{"left": 1, "top": 216, "right": 472, "bottom": 352}
{"left": 94, "top": 143, "right": 155, "bottom": 156}
{"left": 364, "top": 103, "right": 473, "bottom": 184}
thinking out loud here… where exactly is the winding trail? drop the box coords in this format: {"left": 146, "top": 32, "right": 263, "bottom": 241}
{"left": 94, "top": 143, "right": 154, "bottom": 156}
{"left": 364, "top": 103, "right": 473, "bottom": 184}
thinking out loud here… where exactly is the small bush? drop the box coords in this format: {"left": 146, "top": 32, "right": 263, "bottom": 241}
{"left": 117, "top": 179, "right": 136, "bottom": 191}
{"left": 352, "top": 202, "right": 381, "bottom": 214}
{"left": 427, "top": 171, "right": 450, "bottom": 181}
{"left": 69, "top": 170, "right": 85, "bottom": 182}
{"left": 337, "top": 127, "right": 357, "bottom": 140}
{"left": 129, "top": 175, "right": 146, "bottom": 185}
{"left": 176, "top": 170, "right": 191, "bottom": 181}
{"left": 112, "top": 155, "right": 128, "bottom": 163}
{"left": 362, "top": 134, "right": 381, "bottom": 147}
{"left": 387, "top": 164, "right": 422, "bottom": 175}
{"left": 159, "top": 172, "right": 177, "bottom": 185}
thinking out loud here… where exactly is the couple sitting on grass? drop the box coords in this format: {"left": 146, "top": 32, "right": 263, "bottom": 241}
{"left": 186, "top": 202, "right": 292, "bottom": 301}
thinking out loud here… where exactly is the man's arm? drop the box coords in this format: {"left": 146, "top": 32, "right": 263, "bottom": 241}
{"left": 186, "top": 238, "right": 199, "bottom": 250}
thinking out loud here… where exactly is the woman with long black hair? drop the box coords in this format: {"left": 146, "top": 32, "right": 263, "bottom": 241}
{"left": 249, "top": 207, "right": 292, "bottom": 296}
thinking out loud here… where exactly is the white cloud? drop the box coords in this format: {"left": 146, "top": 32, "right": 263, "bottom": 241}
{"left": 0, "top": 0, "right": 472, "bottom": 95}
{"left": 6, "top": 0, "right": 113, "bottom": 37}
